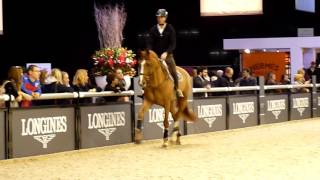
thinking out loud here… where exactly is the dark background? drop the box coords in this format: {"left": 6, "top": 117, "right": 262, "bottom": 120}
{"left": 0, "top": 0, "right": 319, "bottom": 80}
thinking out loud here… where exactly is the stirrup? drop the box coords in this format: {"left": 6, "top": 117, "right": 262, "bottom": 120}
{"left": 176, "top": 89, "right": 184, "bottom": 98}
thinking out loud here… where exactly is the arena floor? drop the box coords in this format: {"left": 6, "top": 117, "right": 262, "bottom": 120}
{"left": 1, "top": 118, "right": 320, "bottom": 180}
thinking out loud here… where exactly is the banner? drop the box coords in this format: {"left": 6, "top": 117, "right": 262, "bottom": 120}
{"left": 188, "top": 98, "right": 226, "bottom": 134}
{"left": 228, "top": 96, "right": 258, "bottom": 129}
{"left": 290, "top": 93, "right": 311, "bottom": 120}
{"left": 242, "top": 52, "right": 288, "bottom": 82}
{"left": 10, "top": 107, "right": 75, "bottom": 158}
{"left": 79, "top": 103, "right": 132, "bottom": 149}
{"left": 262, "top": 95, "right": 289, "bottom": 124}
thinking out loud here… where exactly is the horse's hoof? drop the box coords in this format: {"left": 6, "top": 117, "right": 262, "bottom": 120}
{"left": 162, "top": 143, "right": 168, "bottom": 148}
{"left": 135, "top": 140, "right": 142, "bottom": 144}
{"left": 134, "top": 128, "right": 143, "bottom": 144}
{"left": 176, "top": 140, "right": 181, "bottom": 145}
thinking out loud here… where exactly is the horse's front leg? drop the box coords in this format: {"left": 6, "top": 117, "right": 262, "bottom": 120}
{"left": 135, "top": 100, "right": 152, "bottom": 144}
{"left": 162, "top": 104, "right": 170, "bottom": 148}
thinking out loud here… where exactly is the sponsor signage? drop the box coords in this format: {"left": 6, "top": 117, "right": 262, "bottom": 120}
{"left": 10, "top": 107, "right": 75, "bottom": 158}
{"left": 262, "top": 95, "right": 289, "bottom": 124}
{"left": 290, "top": 93, "right": 311, "bottom": 120}
{"left": 228, "top": 96, "right": 258, "bottom": 129}
{"left": 79, "top": 103, "right": 132, "bottom": 148}
{"left": 188, "top": 98, "right": 226, "bottom": 134}
{"left": 136, "top": 104, "right": 184, "bottom": 140}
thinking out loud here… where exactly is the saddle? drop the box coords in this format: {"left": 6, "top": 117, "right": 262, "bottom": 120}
{"left": 159, "top": 59, "right": 174, "bottom": 81}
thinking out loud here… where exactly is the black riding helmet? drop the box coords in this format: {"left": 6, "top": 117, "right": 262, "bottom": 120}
{"left": 156, "top": 9, "right": 168, "bottom": 17}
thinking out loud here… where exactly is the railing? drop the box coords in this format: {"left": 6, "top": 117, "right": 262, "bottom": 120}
{"left": 0, "top": 90, "right": 135, "bottom": 102}
{"left": 0, "top": 76, "right": 319, "bottom": 160}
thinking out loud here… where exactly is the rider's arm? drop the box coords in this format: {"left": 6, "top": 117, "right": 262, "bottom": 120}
{"left": 166, "top": 25, "right": 176, "bottom": 54}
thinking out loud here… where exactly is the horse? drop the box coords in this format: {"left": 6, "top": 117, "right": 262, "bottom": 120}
{"left": 135, "top": 50, "right": 196, "bottom": 147}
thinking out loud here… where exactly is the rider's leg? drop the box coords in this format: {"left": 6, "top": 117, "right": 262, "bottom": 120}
{"left": 165, "top": 55, "right": 184, "bottom": 98}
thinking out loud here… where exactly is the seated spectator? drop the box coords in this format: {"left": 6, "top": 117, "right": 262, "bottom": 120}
{"left": 265, "top": 72, "right": 281, "bottom": 94}
{"left": 216, "top": 70, "right": 224, "bottom": 78}
{"left": 239, "top": 69, "right": 257, "bottom": 94}
{"left": 293, "top": 74, "right": 309, "bottom": 93}
{"left": 1, "top": 66, "right": 32, "bottom": 108}
{"left": 214, "top": 67, "right": 234, "bottom": 87}
{"left": 193, "top": 67, "right": 210, "bottom": 88}
{"left": 281, "top": 74, "right": 290, "bottom": 85}
{"left": 61, "top": 71, "right": 71, "bottom": 87}
{"left": 306, "top": 61, "right": 320, "bottom": 82}
{"left": 41, "top": 68, "right": 74, "bottom": 105}
{"left": 104, "top": 73, "right": 129, "bottom": 102}
{"left": 40, "top": 69, "right": 49, "bottom": 86}
{"left": 193, "top": 67, "right": 210, "bottom": 97}
{"left": 213, "top": 67, "right": 235, "bottom": 96}
{"left": 115, "top": 68, "right": 130, "bottom": 90}
{"left": 73, "top": 69, "right": 102, "bottom": 104}
{"left": 297, "top": 68, "right": 310, "bottom": 84}
{"left": 21, "top": 65, "right": 41, "bottom": 107}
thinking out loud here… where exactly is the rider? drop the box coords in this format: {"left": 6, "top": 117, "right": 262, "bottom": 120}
{"left": 147, "top": 9, "right": 184, "bottom": 98}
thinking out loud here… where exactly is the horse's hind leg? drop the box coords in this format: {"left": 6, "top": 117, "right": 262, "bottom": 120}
{"left": 162, "top": 105, "right": 170, "bottom": 148}
{"left": 170, "top": 104, "right": 181, "bottom": 145}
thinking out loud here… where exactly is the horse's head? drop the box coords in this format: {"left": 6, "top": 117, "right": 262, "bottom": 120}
{"left": 138, "top": 50, "right": 160, "bottom": 88}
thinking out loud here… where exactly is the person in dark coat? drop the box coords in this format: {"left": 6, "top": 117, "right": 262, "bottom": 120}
{"left": 41, "top": 69, "right": 74, "bottom": 105}
{"left": 239, "top": 68, "right": 257, "bottom": 94}
{"left": 213, "top": 67, "right": 235, "bottom": 96}
{"left": 146, "top": 9, "right": 183, "bottom": 98}
{"left": 72, "top": 69, "right": 102, "bottom": 104}
{"left": 104, "top": 73, "right": 127, "bottom": 102}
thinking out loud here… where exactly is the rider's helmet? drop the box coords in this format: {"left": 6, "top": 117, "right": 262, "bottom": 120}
{"left": 156, "top": 9, "right": 168, "bottom": 17}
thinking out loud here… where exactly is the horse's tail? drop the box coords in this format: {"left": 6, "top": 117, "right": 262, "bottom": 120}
{"left": 177, "top": 97, "right": 196, "bottom": 122}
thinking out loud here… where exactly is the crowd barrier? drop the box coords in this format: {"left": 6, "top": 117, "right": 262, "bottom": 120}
{"left": 0, "top": 76, "right": 319, "bottom": 159}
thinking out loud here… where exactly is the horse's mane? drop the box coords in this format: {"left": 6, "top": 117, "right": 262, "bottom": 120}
{"left": 141, "top": 50, "right": 170, "bottom": 80}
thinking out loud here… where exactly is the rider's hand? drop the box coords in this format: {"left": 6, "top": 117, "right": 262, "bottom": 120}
{"left": 160, "top": 52, "right": 168, "bottom": 60}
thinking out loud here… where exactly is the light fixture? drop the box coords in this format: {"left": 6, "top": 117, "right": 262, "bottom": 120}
{"left": 244, "top": 49, "right": 251, "bottom": 54}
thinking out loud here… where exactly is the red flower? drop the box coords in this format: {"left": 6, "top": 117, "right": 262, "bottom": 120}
{"left": 119, "top": 55, "right": 125, "bottom": 62}
{"left": 131, "top": 59, "right": 137, "bottom": 66}
{"left": 107, "top": 59, "right": 114, "bottom": 67}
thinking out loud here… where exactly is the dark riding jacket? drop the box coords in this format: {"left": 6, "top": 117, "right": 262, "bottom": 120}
{"left": 147, "top": 24, "right": 176, "bottom": 56}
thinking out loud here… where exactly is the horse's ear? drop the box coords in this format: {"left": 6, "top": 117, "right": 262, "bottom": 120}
{"left": 139, "top": 49, "right": 150, "bottom": 60}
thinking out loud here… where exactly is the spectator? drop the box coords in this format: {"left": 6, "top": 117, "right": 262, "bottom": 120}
{"left": 115, "top": 68, "right": 129, "bottom": 90}
{"left": 193, "top": 67, "right": 210, "bottom": 88}
{"left": 265, "top": 72, "right": 281, "bottom": 94}
{"left": 1, "top": 66, "right": 32, "bottom": 108}
{"left": 192, "top": 67, "right": 197, "bottom": 78}
{"left": 21, "top": 65, "right": 41, "bottom": 107}
{"left": 214, "top": 67, "right": 235, "bottom": 87}
{"left": 297, "top": 68, "right": 310, "bottom": 84}
{"left": 306, "top": 61, "right": 319, "bottom": 82}
{"left": 239, "top": 69, "right": 257, "bottom": 94}
{"left": 281, "top": 74, "right": 290, "bottom": 85}
{"left": 104, "top": 73, "right": 129, "bottom": 102}
{"left": 293, "top": 74, "right": 309, "bottom": 93}
{"left": 73, "top": 69, "right": 102, "bottom": 104}
{"left": 61, "top": 71, "right": 71, "bottom": 87}
{"left": 265, "top": 72, "right": 278, "bottom": 85}
{"left": 213, "top": 67, "right": 235, "bottom": 96}
{"left": 39, "top": 69, "right": 49, "bottom": 86}
{"left": 239, "top": 69, "right": 257, "bottom": 86}
{"left": 216, "top": 70, "right": 224, "bottom": 78}
{"left": 41, "top": 68, "right": 74, "bottom": 105}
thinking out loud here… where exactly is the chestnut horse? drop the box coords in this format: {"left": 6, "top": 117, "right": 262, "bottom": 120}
{"left": 135, "top": 50, "right": 196, "bottom": 147}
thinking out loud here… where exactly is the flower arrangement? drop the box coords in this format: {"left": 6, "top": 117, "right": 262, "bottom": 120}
{"left": 92, "top": 47, "right": 137, "bottom": 75}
